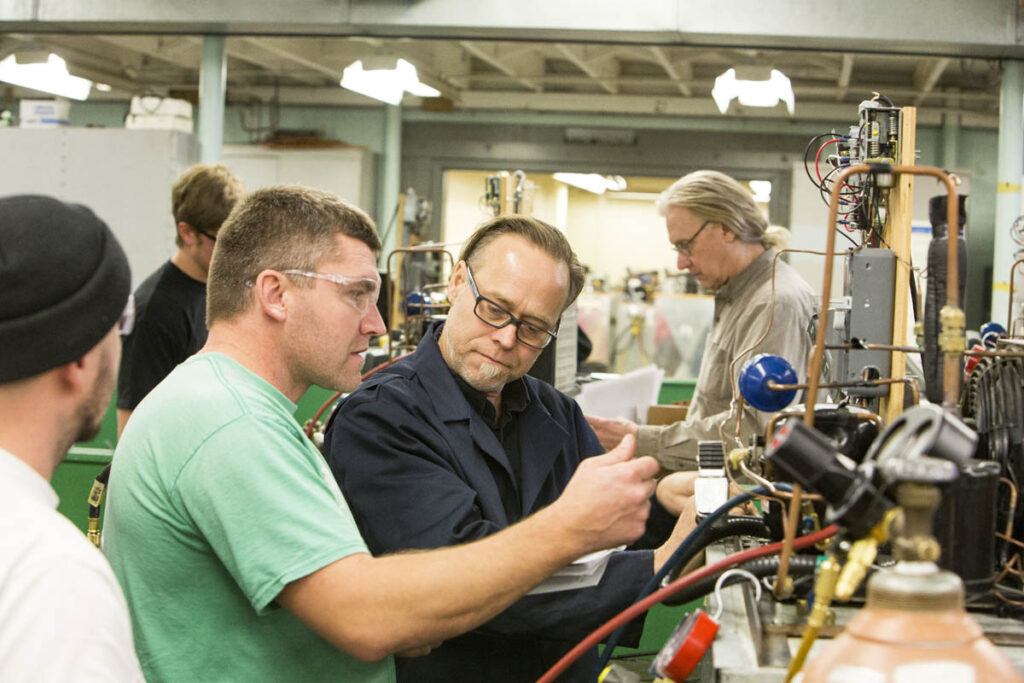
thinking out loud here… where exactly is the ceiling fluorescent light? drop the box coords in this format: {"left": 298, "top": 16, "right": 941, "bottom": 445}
{"left": 0, "top": 53, "right": 92, "bottom": 101}
{"left": 341, "top": 58, "right": 440, "bottom": 105}
{"left": 712, "top": 68, "right": 794, "bottom": 115}
{"left": 553, "top": 173, "right": 627, "bottom": 195}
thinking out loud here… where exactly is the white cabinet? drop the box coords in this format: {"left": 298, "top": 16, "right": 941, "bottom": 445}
{"left": 221, "top": 145, "right": 375, "bottom": 217}
{"left": 0, "top": 128, "right": 198, "bottom": 287}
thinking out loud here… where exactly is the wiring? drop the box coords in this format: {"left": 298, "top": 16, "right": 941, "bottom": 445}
{"left": 535, "top": 525, "right": 839, "bottom": 683}
{"left": 594, "top": 487, "right": 786, "bottom": 671}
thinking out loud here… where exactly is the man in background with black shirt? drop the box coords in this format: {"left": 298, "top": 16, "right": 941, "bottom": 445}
{"left": 116, "top": 163, "right": 244, "bottom": 435}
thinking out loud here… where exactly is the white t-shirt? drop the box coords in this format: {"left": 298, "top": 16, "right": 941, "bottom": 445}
{"left": 0, "top": 448, "right": 144, "bottom": 682}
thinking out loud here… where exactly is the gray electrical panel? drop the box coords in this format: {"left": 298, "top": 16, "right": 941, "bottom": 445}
{"left": 827, "top": 248, "right": 897, "bottom": 397}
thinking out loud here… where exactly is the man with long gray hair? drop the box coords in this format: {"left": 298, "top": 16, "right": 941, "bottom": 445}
{"left": 587, "top": 169, "right": 817, "bottom": 471}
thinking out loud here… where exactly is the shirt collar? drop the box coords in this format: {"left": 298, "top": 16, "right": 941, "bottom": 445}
{"left": 716, "top": 247, "right": 776, "bottom": 305}
{"left": 0, "top": 447, "right": 59, "bottom": 509}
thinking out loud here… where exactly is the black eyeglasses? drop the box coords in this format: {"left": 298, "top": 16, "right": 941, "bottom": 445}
{"left": 672, "top": 220, "right": 711, "bottom": 256}
{"left": 464, "top": 264, "right": 558, "bottom": 350}
{"left": 196, "top": 228, "right": 218, "bottom": 242}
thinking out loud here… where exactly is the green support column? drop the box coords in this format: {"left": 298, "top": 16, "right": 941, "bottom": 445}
{"left": 198, "top": 36, "right": 226, "bottom": 163}
{"left": 378, "top": 104, "right": 402, "bottom": 263}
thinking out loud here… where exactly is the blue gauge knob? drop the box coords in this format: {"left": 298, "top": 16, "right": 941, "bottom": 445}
{"left": 738, "top": 354, "right": 798, "bottom": 412}
{"left": 979, "top": 321, "right": 1006, "bottom": 349}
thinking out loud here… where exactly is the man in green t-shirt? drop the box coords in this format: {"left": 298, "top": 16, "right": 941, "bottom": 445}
{"left": 104, "top": 185, "right": 662, "bottom": 682}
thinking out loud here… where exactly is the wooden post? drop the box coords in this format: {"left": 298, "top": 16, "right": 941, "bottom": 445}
{"left": 881, "top": 106, "right": 916, "bottom": 422}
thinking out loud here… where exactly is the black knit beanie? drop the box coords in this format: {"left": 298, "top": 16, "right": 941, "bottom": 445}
{"left": 0, "top": 195, "right": 131, "bottom": 382}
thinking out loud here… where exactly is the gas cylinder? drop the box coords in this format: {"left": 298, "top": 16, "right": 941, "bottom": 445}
{"left": 798, "top": 562, "right": 1021, "bottom": 682}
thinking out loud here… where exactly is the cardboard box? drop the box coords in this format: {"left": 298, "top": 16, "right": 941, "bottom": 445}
{"left": 19, "top": 99, "right": 70, "bottom": 128}
{"left": 647, "top": 403, "right": 688, "bottom": 426}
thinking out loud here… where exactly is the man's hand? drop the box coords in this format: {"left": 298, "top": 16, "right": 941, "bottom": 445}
{"left": 655, "top": 471, "right": 698, "bottom": 516}
{"left": 585, "top": 414, "right": 639, "bottom": 452}
{"left": 553, "top": 434, "right": 659, "bottom": 553}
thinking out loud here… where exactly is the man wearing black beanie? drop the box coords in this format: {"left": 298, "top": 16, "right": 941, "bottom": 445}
{"left": 0, "top": 195, "right": 143, "bottom": 681}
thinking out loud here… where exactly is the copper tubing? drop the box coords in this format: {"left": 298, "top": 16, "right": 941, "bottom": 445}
{"left": 1008, "top": 258, "right": 1024, "bottom": 333}
{"left": 787, "top": 163, "right": 958, "bottom": 598}
{"left": 768, "top": 377, "right": 918, "bottom": 407}
{"left": 385, "top": 246, "right": 456, "bottom": 360}
{"left": 826, "top": 342, "right": 922, "bottom": 354}
{"left": 809, "top": 164, "right": 960, "bottom": 420}
{"left": 765, "top": 407, "right": 886, "bottom": 446}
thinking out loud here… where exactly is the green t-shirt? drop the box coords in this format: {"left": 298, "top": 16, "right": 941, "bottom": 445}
{"left": 104, "top": 353, "right": 395, "bottom": 683}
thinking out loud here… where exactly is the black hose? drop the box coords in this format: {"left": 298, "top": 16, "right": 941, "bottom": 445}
{"left": 661, "top": 555, "right": 820, "bottom": 607}
{"left": 664, "top": 515, "right": 770, "bottom": 584}
{"left": 923, "top": 194, "right": 968, "bottom": 403}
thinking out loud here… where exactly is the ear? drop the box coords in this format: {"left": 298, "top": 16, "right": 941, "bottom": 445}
{"left": 53, "top": 353, "right": 93, "bottom": 397}
{"left": 252, "top": 270, "right": 289, "bottom": 322}
{"left": 448, "top": 260, "right": 467, "bottom": 303}
{"left": 721, "top": 226, "right": 737, "bottom": 243}
{"left": 177, "top": 221, "right": 199, "bottom": 247}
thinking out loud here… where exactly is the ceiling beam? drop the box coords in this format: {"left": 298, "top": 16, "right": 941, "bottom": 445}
{"left": 836, "top": 53, "right": 854, "bottom": 101}
{"left": 239, "top": 37, "right": 341, "bottom": 80}
{"left": 648, "top": 46, "right": 691, "bottom": 96}
{"left": 458, "top": 41, "right": 541, "bottom": 92}
{"left": 913, "top": 57, "right": 951, "bottom": 105}
{"left": 200, "top": 37, "right": 325, "bottom": 86}
{"left": 554, "top": 43, "right": 617, "bottom": 94}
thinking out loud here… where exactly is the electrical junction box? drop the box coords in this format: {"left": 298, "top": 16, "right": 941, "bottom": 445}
{"left": 827, "top": 248, "right": 896, "bottom": 397}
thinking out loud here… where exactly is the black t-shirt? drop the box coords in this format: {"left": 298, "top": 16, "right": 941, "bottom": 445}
{"left": 116, "top": 260, "right": 207, "bottom": 410}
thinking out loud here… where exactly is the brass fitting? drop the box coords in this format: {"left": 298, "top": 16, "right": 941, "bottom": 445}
{"left": 808, "top": 557, "right": 842, "bottom": 629}
{"left": 728, "top": 447, "right": 751, "bottom": 471}
{"left": 939, "top": 306, "right": 966, "bottom": 354}
{"left": 835, "top": 508, "right": 900, "bottom": 601}
{"left": 87, "top": 518, "right": 101, "bottom": 548}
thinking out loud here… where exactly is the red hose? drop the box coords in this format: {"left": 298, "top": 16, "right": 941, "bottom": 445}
{"left": 535, "top": 524, "right": 838, "bottom": 683}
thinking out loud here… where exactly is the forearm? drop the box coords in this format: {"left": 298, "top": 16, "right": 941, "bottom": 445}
{"left": 471, "top": 551, "right": 654, "bottom": 641}
{"left": 636, "top": 407, "right": 761, "bottom": 471}
{"left": 280, "top": 502, "right": 595, "bottom": 661}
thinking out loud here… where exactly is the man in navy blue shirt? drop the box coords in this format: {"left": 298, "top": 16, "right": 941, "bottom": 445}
{"left": 325, "top": 215, "right": 696, "bottom": 683}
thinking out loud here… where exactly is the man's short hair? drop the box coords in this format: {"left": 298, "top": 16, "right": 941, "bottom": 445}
{"left": 0, "top": 195, "right": 130, "bottom": 382}
{"left": 657, "top": 170, "right": 772, "bottom": 246}
{"left": 206, "top": 185, "right": 382, "bottom": 324}
{"left": 459, "top": 215, "right": 586, "bottom": 310}
{"left": 172, "top": 164, "right": 245, "bottom": 246}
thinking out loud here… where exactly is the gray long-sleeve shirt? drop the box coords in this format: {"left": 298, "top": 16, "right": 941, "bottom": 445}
{"left": 637, "top": 248, "right": 817, "bottom": 470}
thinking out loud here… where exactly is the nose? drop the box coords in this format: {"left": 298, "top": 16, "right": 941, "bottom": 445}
{"left": 362, "top": 303, "right": 387, "bottom": 337}
{"left": 492, "top": 323, "right": 518, "bottom": 349}
{"left": 676, "top": 251, "right": 692, "bottom": 271}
